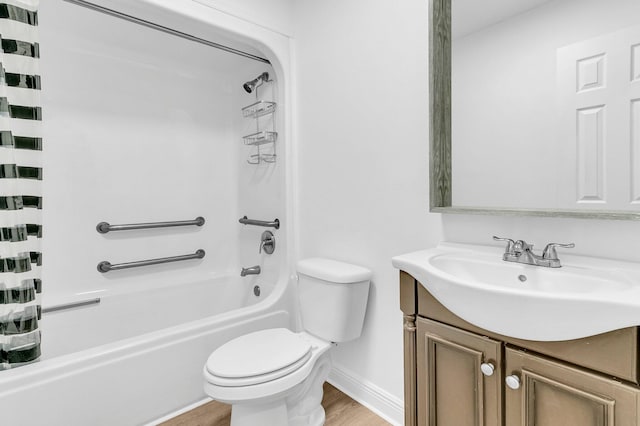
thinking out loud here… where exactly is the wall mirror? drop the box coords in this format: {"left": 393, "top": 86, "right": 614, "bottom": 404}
{"left": 429, "top": 0, "right": 640, "bottom": 219}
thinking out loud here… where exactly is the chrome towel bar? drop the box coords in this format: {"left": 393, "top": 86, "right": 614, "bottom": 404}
{"left": 238, "top": 216, "right": 280, "bottom": 229}
{"left": 96, "top": 217, "right": 205, "bottom": 234}
{"left": 97, "top": 249, "right": 205, "bottom": 273}
{"left": 42, "top": 298, "right": 101, "bottom": 314}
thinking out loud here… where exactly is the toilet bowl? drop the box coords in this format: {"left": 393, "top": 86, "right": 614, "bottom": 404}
{"left": 203, "top": 258, "right": 371, "bottom": 426}
{"left": 204, "top": 329, "right": 332, "bottom": 426}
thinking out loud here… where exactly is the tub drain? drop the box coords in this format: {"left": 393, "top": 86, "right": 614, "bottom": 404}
{"left": 518, "top": 274, "right": 527, "bottom": 282}
{"left": 253, "top": 285, "right": 261, "bottom": 297}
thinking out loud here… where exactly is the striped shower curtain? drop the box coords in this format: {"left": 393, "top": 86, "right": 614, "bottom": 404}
{"left": 0, "top": 0, "right": 42, "bottom": 370}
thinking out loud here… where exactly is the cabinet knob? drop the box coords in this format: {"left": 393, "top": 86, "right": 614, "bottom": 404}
{"left": 480, "top": 362, "right": 495, "bottom": 377}
{"left": 505, "top": 375, "right": 521, "bottom": 390}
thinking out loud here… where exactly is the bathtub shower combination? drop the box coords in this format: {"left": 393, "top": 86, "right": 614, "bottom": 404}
{"left": 0, "top": 0, "right": 296, "bottom": 424}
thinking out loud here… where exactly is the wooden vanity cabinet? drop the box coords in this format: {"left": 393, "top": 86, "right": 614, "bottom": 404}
{"left": 417, "top": 318, "right": 502, "bottom": 426}
{"left": 400, "top": 271, "right": 640, "bottom": 426}
{"left": 505, "top": 347, "right": 640, "bottom": 426}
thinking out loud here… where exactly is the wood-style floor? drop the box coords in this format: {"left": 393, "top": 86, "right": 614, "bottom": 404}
{"left": 159, "top": 383, "right": 391, "bottom": 426}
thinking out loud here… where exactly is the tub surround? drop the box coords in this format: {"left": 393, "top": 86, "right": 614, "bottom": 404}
{"left": 0, "top": 0, "right": 297, "bottom": 424}
{"left": 41, "top": 0, "right": 284, "bottom": 304}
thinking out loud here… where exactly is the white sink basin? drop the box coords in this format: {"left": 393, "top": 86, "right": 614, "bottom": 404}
{"left": 392, "top": 243, "right": 640, "bottom": 341}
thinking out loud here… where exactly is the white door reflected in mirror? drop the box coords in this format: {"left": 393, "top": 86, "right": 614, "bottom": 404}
{"left": 451, "top": 0, "right": 640, "bottom": 211}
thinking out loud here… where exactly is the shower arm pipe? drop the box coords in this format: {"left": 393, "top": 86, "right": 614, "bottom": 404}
{"left": 97, "top": 249, "right": 206, "bottom": 273}
{"left": 96, "top": 217, "right": 205, "bottom": 234}
{"left": 238, "top": 216, "right": 280, "bottom": 229}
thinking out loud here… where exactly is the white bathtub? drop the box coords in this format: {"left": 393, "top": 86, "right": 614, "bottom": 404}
{"left": 0, "top": 274, "right": 292, "bottom": 425}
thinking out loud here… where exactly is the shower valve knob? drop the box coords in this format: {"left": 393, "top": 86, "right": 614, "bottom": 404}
{"left": 259, "top": 231, "right": 275, "bottom": 255}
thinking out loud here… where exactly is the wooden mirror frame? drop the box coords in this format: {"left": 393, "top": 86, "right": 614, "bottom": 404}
{"left": 428, "top": 0, "right": 640, "bottom": 221}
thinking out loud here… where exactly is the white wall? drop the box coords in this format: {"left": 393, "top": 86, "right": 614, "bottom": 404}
{"left": 191, "top": 0, "right": 295, "bottom": 36}
{"left": 293, "top": 0, "right": 640, "bottom": 424}
{"left": 292, "top": 0, "right": 437, "bottom": 422}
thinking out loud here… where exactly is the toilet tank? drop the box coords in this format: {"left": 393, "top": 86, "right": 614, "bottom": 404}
{"left": 297, "top": 258, "right": 371, "bottom": 343}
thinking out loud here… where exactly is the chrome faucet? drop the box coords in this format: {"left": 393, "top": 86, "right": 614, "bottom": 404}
{"left": 493, "top": 236, "right": 574, "bottom": 268}
{"left": 240, "top": 265, "right": 261, "bottom": 276}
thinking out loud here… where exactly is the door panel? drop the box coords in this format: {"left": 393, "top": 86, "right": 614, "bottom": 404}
{"left": 417, "top": 318, "right": 502, "bottom": 426}
{"left": 505, "top": 347, "right": 640, "bottom": 426}
{"left": 557, "top": 25, "right": 640, "bottom": 209}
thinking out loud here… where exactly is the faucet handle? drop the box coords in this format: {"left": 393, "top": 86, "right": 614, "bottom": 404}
{"left": 513, "top": 239, "right": 533, "bottom": 253}
{"left": 493, "top": 236, "right": 515, "bottom": 254}
{"left": 542, "top": 242, "right": 575, "bottom": 260}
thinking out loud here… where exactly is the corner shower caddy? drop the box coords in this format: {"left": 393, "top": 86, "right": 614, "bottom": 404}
{"left": 242, "top": 99, "right": 277, "bottom": 164}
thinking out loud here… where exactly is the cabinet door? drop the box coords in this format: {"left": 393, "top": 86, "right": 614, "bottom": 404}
{"left": 417, "top": 318, "right": 502, "bottom": 426}
{"left": 505, "top": 347, "right": 640, "bottom": 426}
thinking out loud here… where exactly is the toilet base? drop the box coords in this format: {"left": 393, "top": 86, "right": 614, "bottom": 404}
{"left": 288, "top": 405, "right": 325, "bottom": 426}
{"left": 230, "top": 402, "right": 325, "bottom": 426}
{"left": 231, "top": 400, "right": 289, "bottom": 426}
{"left": 228, "top": 352, "right": 331, "bottom": 426}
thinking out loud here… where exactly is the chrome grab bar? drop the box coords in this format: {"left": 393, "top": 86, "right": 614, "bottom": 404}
{"left": 238, "top": 216, "right": 280, "bottom": 229}
{"left": 97, "top": 249, "right": 205, "bottom": 273}
{"left": 42, "top": 298, "right": 101, "bottom": 314}
{"left": 96, "top": 217, "right": 205, "bottom": 234}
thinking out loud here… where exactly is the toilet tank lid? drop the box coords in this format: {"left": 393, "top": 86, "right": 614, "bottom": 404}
{"left": 297, "top": 258, "right": 372, "bottom": 283}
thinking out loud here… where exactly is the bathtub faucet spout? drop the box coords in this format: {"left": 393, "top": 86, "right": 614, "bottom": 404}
{"left": 240, "top": 265, "right": 261, "bottom": 277}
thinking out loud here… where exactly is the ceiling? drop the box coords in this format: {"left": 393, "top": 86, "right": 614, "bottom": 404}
{"left": 452, "top": 0, "right": 556, "bottom": 39}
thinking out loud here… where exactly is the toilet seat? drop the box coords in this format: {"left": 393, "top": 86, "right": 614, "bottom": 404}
{"left": 204, "top": 330, "right": 332, "bottom": 404}
{"left": 206, "top": 328, "right": 313, "bottom": 387}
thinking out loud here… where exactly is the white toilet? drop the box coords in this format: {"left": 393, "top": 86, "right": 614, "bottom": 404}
{"left": 203, "top": 258, "right": 371, "bottom": 426}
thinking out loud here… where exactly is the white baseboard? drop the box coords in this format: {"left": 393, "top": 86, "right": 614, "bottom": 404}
{"left": 328, "top": 365, "right": 404, "bottom": 426}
